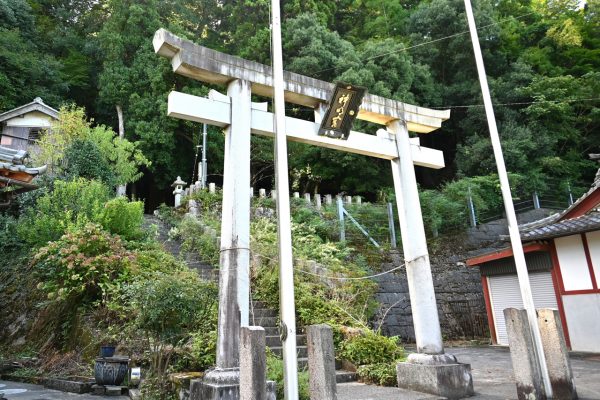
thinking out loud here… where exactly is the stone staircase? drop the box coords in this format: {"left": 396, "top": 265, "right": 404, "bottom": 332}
{"left": 147, "top": 214, "right": 219, "bottom": 282}
{"left": 147, "top": 214, "right": 357, "bottom": 383}
{"left": 250, "top": 300, "right": 357, "bottom": 383}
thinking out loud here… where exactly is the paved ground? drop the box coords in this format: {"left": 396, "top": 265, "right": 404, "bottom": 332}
{"left": 0, "top": 381, "right": 128, "bottom": 400}
{"left": 2, "top": 347, "right": 599, "bottom": 399}
{"left": 338, "top": 346, "right": 600, "bottom": 400}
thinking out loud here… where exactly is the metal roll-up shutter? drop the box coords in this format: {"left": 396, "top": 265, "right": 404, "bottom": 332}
{"left": 488, "top": 272, "right": 558, "bottom": 345}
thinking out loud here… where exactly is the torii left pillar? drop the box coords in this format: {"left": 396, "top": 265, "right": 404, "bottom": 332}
{"left": 191, "top": 79, "right": 252, "bottom": 399}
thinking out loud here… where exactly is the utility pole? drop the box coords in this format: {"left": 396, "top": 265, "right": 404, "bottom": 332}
{"left": 202, "top": 123, "right": 208, "bottom": 188}
{"left": 463, "top": 0, "right": 552, "bottom": 396}
{"left": 271, "top": 1, "right": 299, "bottom": 399}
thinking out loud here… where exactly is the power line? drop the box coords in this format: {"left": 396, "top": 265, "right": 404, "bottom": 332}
{"left": 310, "top": 11, "right": 536, "bottom": 76}
{"left": 431, "top": 97, "right": 600, "bottom": 110}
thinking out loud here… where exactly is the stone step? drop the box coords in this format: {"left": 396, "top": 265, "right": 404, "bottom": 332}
{"left": 268, "top": 346, "right": 308, "bottom": 359}
{"left": 264, "top": 327, "right": 279, "bottom": 336}
{"left": 251, "top": 316, "right": 278, "bottom": 328}
{"left": 251, "top": 301, "right": 270, "bottom": 309}
{"left": 336, "top": 370, "right": 358, "bottom": 383}
{"left": 250, "top": 308, "right": 278, "bottom": 318}
{"left": 265, "top": 334, "right": 306, "bottom": 348}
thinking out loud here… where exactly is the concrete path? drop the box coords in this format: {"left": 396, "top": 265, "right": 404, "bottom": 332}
{"left": 338, "top": 346, "right": 600, "bottom": 400}
{"left": 2, "top": 347, "right": 599, "bottom": 399}
{"left": 0, "top": 380, "right": 128, "bottom": 399}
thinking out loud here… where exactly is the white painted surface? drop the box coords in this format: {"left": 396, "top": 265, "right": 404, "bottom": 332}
{"left": 585, "top": 230, "right": 600, "bottom": 284}
{"left": 562, "top": 293, "right": 600, "bottom": 352}
{"left": 389, "top": 119, "right": 443, "bottom": 355}
{"left": 555, "top": 235, "right": 593, "bottom": 291}
{"left": 0, "top": 136, "right": 12, "bottom": 146}
{"left": 488, "top": 272, "right": 558, "bottom": 345}
{"left": 5, "top": 111, "right": 54, "bottom": 128}
{"left": 167, "top": 91, "right": 445, "bottom": 169}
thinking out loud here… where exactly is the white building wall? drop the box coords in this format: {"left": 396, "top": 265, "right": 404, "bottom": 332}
{"left": 562, "top": 293, "right": 600, "bottom": 352}
{"left": 585, "top": 230, "right": 600, "bottom": 283}
{"left": 5, "top": 111, "right": 54, "bottom": 128}
{"left": 555, "top": 234, "right": 593, "bottom": 291}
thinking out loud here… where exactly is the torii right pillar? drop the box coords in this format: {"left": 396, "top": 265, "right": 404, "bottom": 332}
{"left": 389, "top": 118, "right": 475, "bottom": 399}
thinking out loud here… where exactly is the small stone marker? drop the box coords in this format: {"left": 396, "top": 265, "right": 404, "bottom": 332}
{"left": 259, "top": 188, "right": 266, "bottom": 198}
{"left": 209, "top": 182, "right": 216, "bottom": 193}
{"left": 325, "top": 194, "right": 332, "bottom": 205}
{"left": 355, "top": 196, "right": 361, "bottom": 204}
{"left": 504, "top": 308, "right": 546, "bottom": 400}
{"left": 240, "top": 326, "right": 266, "bottom": 400}
{"left": 345, "top": 195, "right": 352, "bottom": 205}
{"left": 537, "top": 309, "right": 578, "bottom": 399}
{"left": 315, "top": 194, "right": 322, "bottom": 209}
{"left": 271, "top": 189, "right": 277, "bottom": 199}
{"left": 293, "top": 192, "right": 300, "bottom": 198}
{"left": 250, "top": 187, "right": 254, "bottom": 197}
{"left": 304, "top": 193, "right": 311, "bottom": 203}
{"left": 307, "top": 324, "right": 337, "bottom": 400}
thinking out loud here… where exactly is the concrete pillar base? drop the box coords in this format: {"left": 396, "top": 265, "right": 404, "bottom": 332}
{"left": 397, "top": 353, "right": 474, "bottom": 399}
{"left": 190, "top": 368, "right": 276, "bottom": 400}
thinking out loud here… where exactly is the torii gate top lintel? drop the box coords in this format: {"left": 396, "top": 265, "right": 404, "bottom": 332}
{"left": 153, "top": 28, "right": 450, "bottom": 134}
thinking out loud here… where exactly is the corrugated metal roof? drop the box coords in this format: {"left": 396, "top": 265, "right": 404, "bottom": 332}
{"left": 521, "top": 212, "right": 600, "bottom": 241}
{"left": 479, "top": 251, "right": 552, "bottom": 276}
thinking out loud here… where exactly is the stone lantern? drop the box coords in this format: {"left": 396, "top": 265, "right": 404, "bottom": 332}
{"left": 172, "top": 176, "right": 187, "bottom": 208}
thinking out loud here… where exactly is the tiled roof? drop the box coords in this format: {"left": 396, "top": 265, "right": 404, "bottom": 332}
{"left": 518, "top": 165, "right": 600, "bottom": 233}
{"left": 0, "top": 97, "right": 58, "bottom": 123}
{"left": 0, "top": 145, "right": 47, "bottom": 177}
{"left": 0, "top": 160, "right": 47, "bottom": 176}
{"left": 520, "top": 212, "right": 600, "bottom": 241}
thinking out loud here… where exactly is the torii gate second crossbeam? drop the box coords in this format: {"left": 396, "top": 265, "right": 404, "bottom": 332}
{"left": 154, "top": 28, "right": 474, "bottom": 399}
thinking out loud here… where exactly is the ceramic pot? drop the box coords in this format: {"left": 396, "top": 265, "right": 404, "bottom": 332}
{"left": 100, "top": 346, "right": 116, "bottom": 358}
{"left": 94, "top": 357, "right": 129, "bottom": 386}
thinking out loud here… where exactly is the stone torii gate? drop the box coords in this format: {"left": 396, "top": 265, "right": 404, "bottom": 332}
{"left": 154, "top": 28, "right": 473, "bottom": 399}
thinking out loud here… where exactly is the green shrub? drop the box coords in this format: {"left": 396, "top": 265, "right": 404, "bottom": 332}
{"left": 267, "top": 352, "right": 309, "bottom": 400}
{"left": 179, "top": 217, "right": 220, "bottom": 267}
{"left": 175, "top": 330, "right": 217, "bottom": 372}
{"left": 357, "top": 362, "right": 398, "bottom": 386}
{"left": 186, "top": 189, "right": 222, "bottom": 214}
{"left": 0, "top": 213, "right": 23, "bottom": 258}
{"left": 125, "top": 271, "right": 218, "bottom": 377}
{"left": 18, "top": 178, "right": 111, "bottom": 246}
{"left": 32, "top": 223, "right": 134, "bottom": 305}
{"left": 99, "top": 196, "right": 144, "bottom": 240}
{"left": 339, "top": 331, "right": 404, "bottom": 366}
{"left": 64, "top": 139, "right": 117, "bottom": 186}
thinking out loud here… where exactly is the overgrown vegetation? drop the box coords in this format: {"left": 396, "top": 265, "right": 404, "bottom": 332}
{"left": 1, "top": 176, "right": 217, "bottom": 399}
{"left": 179, "top": 190, "right": 405, "bottom": 390}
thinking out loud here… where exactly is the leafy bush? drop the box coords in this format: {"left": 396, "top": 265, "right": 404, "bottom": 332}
{"left": 338, "top": 331, "right": 403, "bottom": 366}
{"left": 267, "top": 352, "right": 309, "bottom": 400}
{"left": 179, "top": 217, "right": 220, "bottom": 267}
{"left": 0, "top": 213, "right": 23, "bottom": 258}
{"left": 99, "top": 196, "right": 144, "bottom": 240}
{"left": 175, "top": 330, "right": 217, "bottom": 372}
{"left": 32, "top": 223, "right": 134, "bottom": 306}
{"left": 18, "top": 178, "right": 111, "bottom": 246}
{"left": 357, "top": 362, "right": 398, "bottom": 386}
{"left": 33, "top": 105, "right": 149, "bottom": 185}
{"left": 64, "top": 139, "right": 117, "bottom": 186}
{"left": 125, "top": 271, "right": 218, "bottom": 377}
{"left": 186, "top": 189, "right": 222, "bottom": 214}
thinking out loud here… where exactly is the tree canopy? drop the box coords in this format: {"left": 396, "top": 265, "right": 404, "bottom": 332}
{"left": 1, "top": 0, "right": 597, "bottom": 203}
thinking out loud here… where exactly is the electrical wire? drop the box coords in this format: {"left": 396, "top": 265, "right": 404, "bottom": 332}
{"left": 431, "top": 97, "right": 600, "bottom": 110}
{"left": 310, "top": 11, "right": 537, "bottom": 76}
